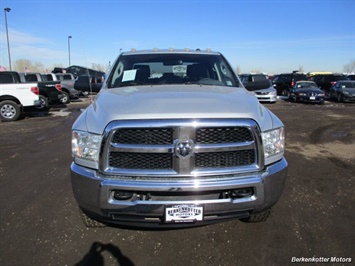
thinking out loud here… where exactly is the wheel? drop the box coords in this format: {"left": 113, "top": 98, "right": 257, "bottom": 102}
{"left": 0, "top": 100, "right": 21, "bottom": 122}
{"left": 281, "top": 88, "right": 290, "bottom": 97}
{"left": 329, "top": 91, "right": 336, "bottom": 100}
{"left": 337, "top": 94, "right": 342, "bottom": 103}
{"left": 240, "top": 208, "right": 271, "bottom": 223}
{"left": 290, "top": 95, "right": 299, "bottom": 102}
{"left": 59, "top": 91, "right": 70, "bottom": 104}
{"left": 79, "top": 209, "right": 106, "bottom": 228}
{"left": 35, "top": 95, "right": 49, "bottom": 111}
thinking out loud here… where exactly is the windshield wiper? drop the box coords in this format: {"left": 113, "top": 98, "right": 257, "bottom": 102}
{"left": 116, "top": 81, "right": 145, "bottom": 87}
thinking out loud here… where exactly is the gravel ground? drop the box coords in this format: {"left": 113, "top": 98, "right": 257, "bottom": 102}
{"left": 0, "top": 97, "right": 354, "bottom": 266}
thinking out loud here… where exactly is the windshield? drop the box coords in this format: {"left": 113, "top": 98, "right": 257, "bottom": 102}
{"left": 338, "top": 81, "right": 355, "bottom": 89}
{"left": 107, "top": 53, "right": 240, "bottom": 88}
{"left": 296, "top": 81, "right": 318, "bottom": 88}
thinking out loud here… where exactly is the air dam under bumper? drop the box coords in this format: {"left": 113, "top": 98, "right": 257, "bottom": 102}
{"left": 71, "top": 158, "right": 287, "bottom": 227}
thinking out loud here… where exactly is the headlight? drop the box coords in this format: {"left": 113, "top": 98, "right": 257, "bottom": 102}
{"left": 318, "top": 93, "right": 325, "bottom": 96}
{"left": 298, "top": 93, "right": 306, "bottom": 96}
{"left": 342, "top": 91, "right": 350, "bottom": 95}
{"left": 262, "top": 127, "right": 285, "bottom": 165}
{"left": 72, "top": 130, "right": 102, "bottom": 163}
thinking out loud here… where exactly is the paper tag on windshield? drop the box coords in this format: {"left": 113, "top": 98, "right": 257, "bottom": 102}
{"left": 122, "top": 69, "right": 137, "bottom": 82}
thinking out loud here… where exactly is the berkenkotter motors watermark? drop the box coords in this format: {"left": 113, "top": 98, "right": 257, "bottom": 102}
{"left": 291, "top": 257, "right": 352, "bottom": 263}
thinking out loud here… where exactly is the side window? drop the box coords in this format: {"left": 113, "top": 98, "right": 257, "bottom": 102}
{"left": 218, "top": 62, "right": 235, "bottom": 86}
{"left": 25, "top": 74, "right": 37, "bottom": 82}
{"left": 278, "top": 75, "right": 286, "bottom": 82}
{"left": 63, "top": 74, "right": 72, "bottom": 80}
{"left": 253, "top": 75, "right": 266, "bottom": 82}
{"left": 0, "top": 73, "right": 14, "bottom": 83}
{"left": 47, "top": 74, "right": 54, "bottom": 81}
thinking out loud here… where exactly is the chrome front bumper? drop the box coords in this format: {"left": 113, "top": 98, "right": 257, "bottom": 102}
{"left": 256, "top": 95, "right": 277, "bottom": 102}
{"left": 71, "top": 158, "right": 287, "bottom": 226}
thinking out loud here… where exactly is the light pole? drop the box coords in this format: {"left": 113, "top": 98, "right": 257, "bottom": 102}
{"left": 4, "top": 7, "right": 12, "bottom": 71}
{"left": 68, "top": 36, "right": 72, "bottom": 66}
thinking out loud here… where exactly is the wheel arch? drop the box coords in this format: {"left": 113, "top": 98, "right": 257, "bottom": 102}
{"left": 61, "top": 87, "right": 70, "bottom": 94}
{"left": 0, "top": 95, "right": 21, "bottom": 105}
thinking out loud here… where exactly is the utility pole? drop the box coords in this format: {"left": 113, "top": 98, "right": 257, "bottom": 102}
{"left": 68, "top": 36, "right": 72, "bottom": 66}
{"left": 4, "top": 7, "right": 12, "bottom": 71}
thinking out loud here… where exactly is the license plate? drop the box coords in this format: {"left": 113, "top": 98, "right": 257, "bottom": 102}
{"left": 310, "top": 96, "right": 316, "bottom": 100}
{"left": 165, "top": 205, "right": 203, "bottom": 223}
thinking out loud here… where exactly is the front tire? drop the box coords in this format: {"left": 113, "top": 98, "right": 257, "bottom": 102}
{"left": 337, "top": 94, "right": 342, "bottom": 103}
{"left": 0, "top": 100, "right": 21, "bottom": 122}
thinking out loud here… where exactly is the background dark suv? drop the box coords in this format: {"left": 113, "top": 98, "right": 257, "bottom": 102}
{"left": 308, "top": 74, "right": 345, "bottom": 96}
{"left": 272, "top": 72, "right": 308, "bottom": 96}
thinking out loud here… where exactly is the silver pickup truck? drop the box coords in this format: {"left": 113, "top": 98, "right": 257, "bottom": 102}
{"left": 71, "top": 49, "right": 287, "bottom": 228}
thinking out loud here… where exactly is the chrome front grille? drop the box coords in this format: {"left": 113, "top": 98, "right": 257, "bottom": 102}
{"left": 109, "top": 152, "right": 173, "bottom": 169}
{"left": 101, "top": 119, "right": 263, "bottom": 176}
{"left": 195, "top": 127, "right": 253, "bottom": 144}
{"left": 195, "top": 150, "right": 256, "bottom": 168}
{"left": 112, "top": 128, "right": 173, "bottom": 144}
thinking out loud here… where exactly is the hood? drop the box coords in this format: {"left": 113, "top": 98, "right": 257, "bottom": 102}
{"left": 295, "top": 87, "right": 323, "bottom": 93}
{"left": 76, "top": 85, "right": 278, "bottom": 134}
{"left": 341, "top": 87, "right": 355, "bottom": 94}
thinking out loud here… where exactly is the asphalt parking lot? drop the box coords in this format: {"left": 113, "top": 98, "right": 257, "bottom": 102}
{"left": 0, "top": 97, "right": 354, "bottom": 266}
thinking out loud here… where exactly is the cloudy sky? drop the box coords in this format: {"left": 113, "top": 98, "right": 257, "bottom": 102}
{"left": 0, "top": 0, "right": 354, "bottom": 74}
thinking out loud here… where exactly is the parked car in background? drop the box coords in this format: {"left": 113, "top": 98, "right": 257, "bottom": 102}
{"left": 40, "top": 73, "right": 58, "bottom": 82}
{"left": 55, "top": 73, "right": 80, "bottom": 103}
{"left": 346, "top": 74, "right": 355, "bottom": 80}
{"left": 289, "top": 81, "right": 324, "bottom": 104}
{"left": 53, "top": 65, "right": 105, "bottom": 80}
{"left": 55, "top": 73, "right": 75, "bottom": 80}
{"left": 74, "top": 75, "right": 103, "bottom": 94}
{"left": 308, "top": 73, "right": 345, "bottom": 97}
{"left": 329, "top": 80, "right": 355, "bottom": 102}
{"left": 272, "top": 71, "right": 308, "bottom": 96}
{"left": 18, "top": 72, "right": 63, "bottom": 110}
{"left": 239, "top": 73, "right": 277, "bottom": 103}
{"left": 0, "top": 71, "right": 40, "bottom": 121}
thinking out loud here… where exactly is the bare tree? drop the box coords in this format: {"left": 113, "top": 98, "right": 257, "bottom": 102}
{"left": 12, "top": 59, "right": 109, "bottom": 74}
{"left": 343, "top": 60, "right": 355, "bottom": 74}
{"left": 91, "top": 63, "right": 108, "bottom": 72}
{"left": 235, "top": 66, "right": 241, "bottom": 75}
{"left": 50, "top": 63, "right": 64, "bottom": 71}
{"left": 13, "top": 59, "right": 45, "bottom": 73}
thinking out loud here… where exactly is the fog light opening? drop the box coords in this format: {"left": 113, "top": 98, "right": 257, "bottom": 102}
{"left": 113, "top": 190, "right": 133, "bottom": 200}
{"left": 230, "top": 188, "right": 254, "bottom": 199}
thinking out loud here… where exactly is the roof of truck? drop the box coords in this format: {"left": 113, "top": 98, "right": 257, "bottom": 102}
{"left": 122, "top": 48, "right": 220, "bottom": 56}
